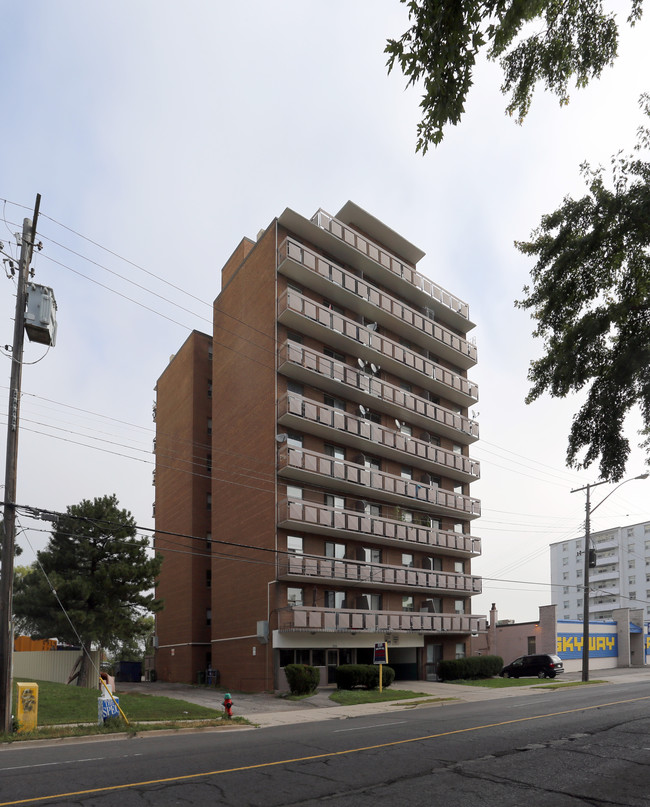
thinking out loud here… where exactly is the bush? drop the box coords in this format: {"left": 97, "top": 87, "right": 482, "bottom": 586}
{"left": 437, "top": 655, "right": 503, "bottom": 682}
{"left": 284, "top": 664, "right": 320, "bottom": 695}
{"left": 335, "top": 664, "right": 395, "bottom": 690}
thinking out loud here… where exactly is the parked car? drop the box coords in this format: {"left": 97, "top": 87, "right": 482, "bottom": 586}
{"left": 500, "top": 653, "right": 564, "bottom": 679}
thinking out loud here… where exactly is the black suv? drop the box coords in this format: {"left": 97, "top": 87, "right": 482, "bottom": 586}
{"left": 500, "top": 653, "right": 564, "bottom": 679}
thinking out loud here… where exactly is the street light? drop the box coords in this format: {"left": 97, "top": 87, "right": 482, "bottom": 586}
{"left": 571, "top": 473, "right": 649, "bottom": 682}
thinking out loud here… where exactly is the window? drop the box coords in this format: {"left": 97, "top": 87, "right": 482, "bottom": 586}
{"left": 324, "top": 444, "right": 345, "bottom": 460}
{"left": 563, "top": 557, "right": 568, "bottom": 566}
{"left": 325, "top": 541, "right": 346, "bottom": 559}
{"left": 206, "top": 533, "right": 212, "bottom": 550}
{"left": 402, "top": 595, "right": 414, "bottom": 612}
{"left": 362, "top": 547, "right": 382, "bottom": 564}
{"left": 287, "top": 431, "right": 302, "bottom": 448}
{"left": 287, "top": 587, "right": 304, "bottom": 606}
{"left": 364, "top": 455, "right": 381, "bottom": 470}
{"left": 324, "top": 590, "right": 346, "bottom": 608}
{"left": 401, "top": 466, "right": 413, "bottom": 480}
{"left": 359, "top": 593, "right": 381, "bottom": 610}
{"left": 206, "top": 494, "right": 212, "bottom": 511}
{"left": 423, "top": 556, "right": 442, "bottom": 571}
{"left": 630, "top": 591, "right": 637, "bottom": 600}
{"left": 454, "top": 483, "right": 464, "bottom": 495}
{"left": 629, "top": 575, "right": 636, "bottom": 585}
{"left": 287, "top": 331, "right": 303, "bottom": 344}
{"left": 206, "top": 609, "right": 212, "bottom": 626}
{"left": 452, "top": 444, "right": 463, "bottom": 455}
{"left": 287, "top": 536, "right": 303, "bottom": 555}
{"left": 399, "top": 509, "right": 414, "bottom": 523}
{"left": 207, "top": 380, "right": 212, "bottom": 398}
{"left": 323, "top": 347, "right": 345, "bottom": 363}
{"left": 365, "top": 503, "right": 381, "bottom": 517}
{"left": 288, "top": 380, "right": 303, "bottom": 394}
{"left": 454, "top": 600, "right": 465, "bottom": 614}
{"left": 325, "top": 494, "right": 345, "bottom": 509}
{"left": 207, "top": 418, "right": 212, "bottom": 435}
{"left": 324, "top": 394, "right": 345, "bottom": 410}
{"left": 562, "top": 572, "right": 568, "bottom": 581}
{"left": 453, "top": 523, "right": 464, "bottom": 534}
{"left": 402, "top": 553, "right": 414, "bottom": 567}
{"left": 455, "top": 642, "right": 466, "bottom": 659}
{"left": 206, "top": 570, "right": 211, "bottom": 588}
{"left": 563, "top": 586, "right": 569, "bottom": 594}
{"left": 287, "top": 282, "right": 303, "bottom": 294}
{"left": 287, "top": 485, "right": 303, "bottom": 499}
{"left": 206, "top": 454, "right": 212, "bottom": 473}
{"left": 400, "top": 423, "right": 412, "bottom": 436}
{"left": 527, "top": 636, "right": 536, "bottom": 654}
{"left": 454, "top": 560, "right": 464, "bottom": 574}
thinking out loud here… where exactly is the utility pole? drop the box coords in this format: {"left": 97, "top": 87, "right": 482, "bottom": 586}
{"left": 571, "top": 473, "right": 649, "bottom": 684}
{"left": 0, "top": 194, "right": 41, "bottom": 734}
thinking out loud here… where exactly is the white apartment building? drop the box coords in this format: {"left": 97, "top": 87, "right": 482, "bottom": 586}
{"left": 550, "top": 521, "right": 650, "bottom": 621}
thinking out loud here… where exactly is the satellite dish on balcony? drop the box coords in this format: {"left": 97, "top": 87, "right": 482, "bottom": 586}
{"left": 370, "top": 364, "right": 378, "bottom": 374}
{"left": 366, "top": 322, "right": 377, "bottom": 331}
{"left": 357, "top": 358, "right": 366, "bottom": 369}
{"left": 395, "top": 419, "right": 401, "bottom": 430}
{"left": 358, "top": 405, "right": 367, "bottom": 417}
{"left": 275, "top": 434, "right": 288, "bottom": 443}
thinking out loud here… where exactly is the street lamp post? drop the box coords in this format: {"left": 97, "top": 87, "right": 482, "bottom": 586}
{"left": 571, "top": 473, "right": 649, "bottom": 682}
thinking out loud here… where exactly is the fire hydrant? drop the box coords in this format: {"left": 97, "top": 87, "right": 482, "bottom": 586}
{"left": 223, "top": 693, "right": 233, "bottom": 719}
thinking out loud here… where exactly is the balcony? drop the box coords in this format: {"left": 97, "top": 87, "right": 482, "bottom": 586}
{"left": 278, "top": 498, "right": 481, "bottom": 557}
{"left": 278, "top": 553, "right": 481, "bottom": 595}
{"left": 309, "top": 209, "right": 472, "bottom": 327}
{"left": 278, "top": 394, "right": 479, "bottom": 484}
{"left": 278, "top": 290, "right": 478, "bottom": 408}
{"left": 277, "top": 445, "right": 481, "bottom": 519}
{"left": 278, "top": 238, "right": 477, "bottom": 369}
{"left": 278, "top": 606, "right": 486, "bottom": 635}
{"left": 278, "top": 341, "right": 479, "bottom": 445}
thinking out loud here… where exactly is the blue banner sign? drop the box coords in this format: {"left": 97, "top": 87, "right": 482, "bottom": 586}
{"left": 557, "top": 633, "right": 617, "bottom": 659}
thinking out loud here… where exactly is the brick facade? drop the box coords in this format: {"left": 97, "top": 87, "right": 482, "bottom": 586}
{"left": 154, "top": 202, "right": 486, "bottom": 690}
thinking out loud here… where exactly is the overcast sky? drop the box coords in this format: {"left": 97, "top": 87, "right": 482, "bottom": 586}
{"left": 2, "top": 1, "right": 649, "bottom": 623}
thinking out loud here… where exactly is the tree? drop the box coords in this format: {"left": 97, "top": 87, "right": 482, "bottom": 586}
{"left": 13, "top": 495, "right": 162, "bottom": 686}
{"left": 386, "top": 0, "right": 643, "bottom": 152}
{"left": 515, "top": 95, "right": 650, "bottom": 481}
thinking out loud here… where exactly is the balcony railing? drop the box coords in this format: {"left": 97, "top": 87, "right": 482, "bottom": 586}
{"left": 278, "top": 498, "right": 481, "bottom": 556}
{"left": 278, "top": 445, "right": 481, "bottom": 519}
{"left": 278, "top": 605, "right": 486, "bottom": 634}
{"left": 278, "top": 553, "right": 481, "bottom": 595}
{"left": 279, "top": 289, "right": 478, "bottom": 407}
{"left": 310, "top": 209, "right": 471, "bottom": 321}
{"left": 278, "top": 341, "right": 479, "bottom": 443}
{"left": 278, "top": 237, "right": 477, "bottom": 368}
{"left": 278, "top": 393, "right": 480, "bottom": 483}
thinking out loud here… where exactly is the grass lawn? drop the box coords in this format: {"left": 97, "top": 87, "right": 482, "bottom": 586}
{"left": 4, "top": 679, "right": 237, "bottom": 743}
{"left": 329, "top": 688, "right": 439, "bottom": 706}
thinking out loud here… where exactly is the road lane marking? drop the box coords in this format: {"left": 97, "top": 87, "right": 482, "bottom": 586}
{"left": 1, "top": 754, "right": 143, "bottom": 773}
{"left": 334, "top": 721, "right": 407, "bottom": 732}
{"left": 2, "top": 695, "right": 649, "bottom": 806}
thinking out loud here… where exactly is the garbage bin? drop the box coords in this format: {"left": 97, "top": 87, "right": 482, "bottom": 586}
{"left": 197, "top": 670, "right": 205, "bottom": 685}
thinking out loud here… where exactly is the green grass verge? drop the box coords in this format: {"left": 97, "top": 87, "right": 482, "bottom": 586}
{"left": 3, "top": 679, "right": 241, "bottom": 743}
{"left": 328, "top": 688, "right": 432, "bottom": 706}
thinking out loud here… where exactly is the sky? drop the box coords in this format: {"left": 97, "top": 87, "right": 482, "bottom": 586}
{"left": 2, "top": 1, "right": 649, "bottom": 623}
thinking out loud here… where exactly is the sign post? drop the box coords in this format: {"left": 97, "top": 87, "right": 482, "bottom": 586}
{"left": 373, "top": 642, "right": 388, "bottom": 692}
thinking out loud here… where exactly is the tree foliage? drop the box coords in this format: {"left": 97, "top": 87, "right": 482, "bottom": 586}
{"left": 13, "top": 495, "right": 162, "bottom": 681}
{"left": 515, "top": 96, "right": 650, "bottom": 481}
{"left": 386, "top": 0, "right": 643, "bottom": 152}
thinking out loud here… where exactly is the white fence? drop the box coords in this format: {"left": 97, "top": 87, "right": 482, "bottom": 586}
{"left": 13, "top": 650, "right": 102, "bottom": 689}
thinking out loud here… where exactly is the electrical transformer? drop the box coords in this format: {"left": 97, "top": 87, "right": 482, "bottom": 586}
{"left": 25, "top": 283, "right": 57, "bottom": 346}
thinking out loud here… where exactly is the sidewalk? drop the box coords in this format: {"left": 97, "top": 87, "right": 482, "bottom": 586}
{"left": 117, "top": 667, "right": 650, "bottom": 729}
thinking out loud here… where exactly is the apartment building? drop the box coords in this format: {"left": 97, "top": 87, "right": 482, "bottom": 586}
{"left": 154, "top": 202, "right": 486, "bottom": 690}
{"left": 550, "top": 520, "right": 650, "bottom": 621}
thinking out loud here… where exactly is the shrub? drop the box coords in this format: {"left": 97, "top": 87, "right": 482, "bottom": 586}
{"left": 335, "top": 664, "right": 395, "bottom": 690}
{"left": 437, "top": 655, "right": 503, "bottom": 682}
{"left": 284, "top": 664, "right": 320, "bottom": 695}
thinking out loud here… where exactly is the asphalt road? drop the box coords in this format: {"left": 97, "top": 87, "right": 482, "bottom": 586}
{"left": 2, "top": 680, "right": 650, "bottom": 806}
